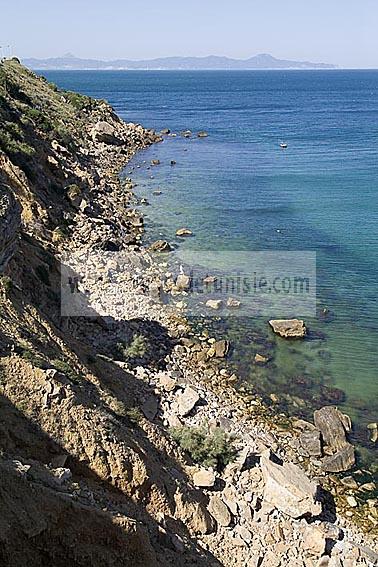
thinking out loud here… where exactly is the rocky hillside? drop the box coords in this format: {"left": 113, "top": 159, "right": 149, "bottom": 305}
{"left": 0, "top": 60, "right": 376, "bottom": 567}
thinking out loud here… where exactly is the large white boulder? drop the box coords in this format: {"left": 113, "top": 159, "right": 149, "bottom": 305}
{"left": 261, "top": 450, "right": 321, "bottom": 518}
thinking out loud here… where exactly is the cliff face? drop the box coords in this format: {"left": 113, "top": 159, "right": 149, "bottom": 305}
{"left": 0, "top": 184, "right": 21, "bottom": 270}
{"left": 0, "top": 60, "right": 218, "bottom": 567}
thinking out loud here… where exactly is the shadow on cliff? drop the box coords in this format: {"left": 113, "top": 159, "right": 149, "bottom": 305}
{"left": 0, "top": 248, "right": 224, "bottom": 566}
{"left": 0, "top": 392, "right": 222, "bottom": 567}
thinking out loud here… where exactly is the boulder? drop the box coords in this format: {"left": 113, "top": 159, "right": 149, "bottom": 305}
{"left": 206, "top": 299, "right": 223, "bottom": 310}
{"left": 321, "top": 443, "right": 355, "bottom": 473}
{"left": 226, "top": 297, "right": 241, "bottom": 308}
{"left": 176, "top": 228, "right": 193, "bottom": 237}
{"left": 52, "top": 467, "right": 72, "bottom": 486}
{"left": 203, "top": 276, "right": 217, "bottom": 285}
{"left": 174, "top": 491, "right": 215, "bottom": 534}
{"left": 213, "top": 339, "right": 230, "bottom": 358}
{"left": 261, "top": 450, "right": 321, "bottom": 518}
{"left": 208, "top": 495, "right": 232, "bottom": 526}
{"left": 346, "top": 495, "right": 358, "bottom": 507}
{"left": 141, "top": 396, "right": 159, "bottom": 421}
{"left": 313, "top": 406, "right": 351, "bottom": 452}
{"left": 158, "top": 373, "right": 177, "bottom": 392}
{"left": 51, "top": 139, "right": 69, "bottom": 154}
{"left": 367, "top": 422, "right": 378, "bottom": 443}
{"left": 91, "top": 121, "right": 120, "bottom": 144}
{"left": 149, "top": 240, "right": 172, "bottom": 253}
{"left": 193, "top": 469, "right": 216, "bottom": 488}
{"left": 151, "top": 159, "right": 160, "bottom": 166}
{"left": 269, "top": 319, "right": 306, "bottom": 338}
{"left": 302, "top": 525, "right": 327, "bottom": 555}
{"left": 175, "top": 274, "right": 191, "bottom": 291}
{"left": 173, "top": 386, "right": 200, "bottom": 417}
{"left": 255, "top": 353, "right": 269, "bottom": 364}
{"left": 299, "top": 430, "right": 322, "bottom": 457}
{"left": 234, "top": 525, "right": 252, "bottom": 544}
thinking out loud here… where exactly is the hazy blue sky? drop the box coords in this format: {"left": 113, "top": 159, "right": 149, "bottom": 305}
{"left": 1, "top": 0, "right": 377, "bottom": 67}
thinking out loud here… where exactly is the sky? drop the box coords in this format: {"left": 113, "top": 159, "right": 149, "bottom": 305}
{"left": 0, "top": 0, "right": 377, "bottom": 68}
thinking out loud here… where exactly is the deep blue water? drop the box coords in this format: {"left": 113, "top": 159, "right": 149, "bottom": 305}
{"left": 43, "top": 70, "right": 378, "bottom": 467}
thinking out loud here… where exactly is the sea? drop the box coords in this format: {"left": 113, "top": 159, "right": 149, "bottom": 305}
{"left": 43, "top": 69, "right": 378, "bottom": 471}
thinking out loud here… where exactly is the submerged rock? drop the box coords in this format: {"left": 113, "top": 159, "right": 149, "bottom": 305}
{"left": 269, "top": 319, "right": 306, "bottom": 339}
{"left": 254, "top": 353, "right": 269, "bottom": 364}
{"left": 206, "top": 299, "right": 223, "bottom": 310}
{"left": 319, "top": 385, "right": 346, "bottom": 404}
{"left": 213, "top": 339, "right": 230, "bottom": 358}
{"left": 176, "top": 228, "right": 193, "bottom": 237}
{"left": 227, "top": 297, "right": 241, "bottom": 309}
{"left": 261, "top": 450, "right": 321, "bottom": 518}
{"left": 367, "top": 422, "right": 378, "bottom": 443}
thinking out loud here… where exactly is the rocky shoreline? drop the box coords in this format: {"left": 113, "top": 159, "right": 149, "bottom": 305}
{"left": 0, "top": 59, "right": 376, "bottom": 566}
{"left": 62, "top": 117, "right": 378, "bottom": 565}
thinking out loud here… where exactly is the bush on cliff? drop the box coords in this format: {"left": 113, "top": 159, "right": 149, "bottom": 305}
{"left": 170, "top": 424, "right": 237, "bottom": 470}
{"left": 116, "top": 334, "right": 149, "bottom": 363}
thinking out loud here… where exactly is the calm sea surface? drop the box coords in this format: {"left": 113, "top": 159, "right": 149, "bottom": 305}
{"left": 44, "top": 70, "right": 378, "bottom": 469}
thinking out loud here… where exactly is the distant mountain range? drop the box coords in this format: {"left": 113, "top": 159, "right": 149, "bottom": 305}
{"left": 23, "top": 53, "right": 336, "bottom": 70}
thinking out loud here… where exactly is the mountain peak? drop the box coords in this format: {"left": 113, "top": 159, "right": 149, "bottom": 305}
{"left": 23, "top": 53, "right": 337, "bottom": 70}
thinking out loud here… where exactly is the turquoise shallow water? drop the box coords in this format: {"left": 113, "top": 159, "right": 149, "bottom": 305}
{"left": 44, "top": 70, "right": 378, "bottom": 468}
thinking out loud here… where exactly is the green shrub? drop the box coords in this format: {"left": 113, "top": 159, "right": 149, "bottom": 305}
{"left": 22, "top": 106, "right": 51, "bottom": 132}
{"left": 0, "top": 130, "right": 35, "bottom": 157}
{"left": 66, "top": 183, "right": 81, "bottom": 202}
{"left": 116, "top": 334, "right": 149, "bottom": 362}
{"left": 0, "top": 275, "right": 12, "bottom": 294}
{"left": 170, "top": 424, "right": 237, "bottom": 470}
{"left": 124, "top": 406, "right": 143, "bottom": 425}
{"left": 53, "top": 125, "right": 75, "bottom": 150}
{"left": 20, "top": 348, "right": 46, "bottom": 369}
{"left": 51, "top": 358, "right": 82, "bottom": 383}
{"left": 63, "top": 91, "right": 92, "bottom": 111}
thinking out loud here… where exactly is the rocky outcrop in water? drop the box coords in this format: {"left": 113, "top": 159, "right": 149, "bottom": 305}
{"left": 269, "top": 319, "right": 307, "bottom": 338}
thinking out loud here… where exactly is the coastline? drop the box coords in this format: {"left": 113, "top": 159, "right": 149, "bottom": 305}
{"left": 0, "top": 60, "right": 376, "bottom": 565}
{"left": 62, "top": 123, "right": 378, "bottom": 550}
